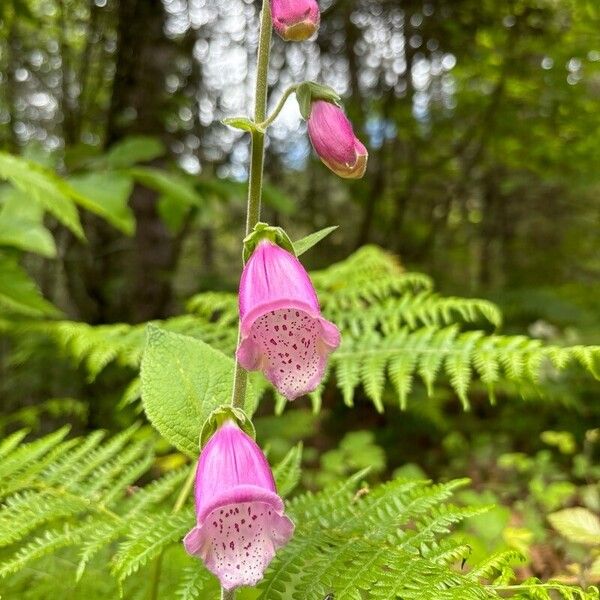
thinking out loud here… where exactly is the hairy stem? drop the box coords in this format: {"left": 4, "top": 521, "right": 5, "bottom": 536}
{"left": 257, "top": 84, "right": 298, "bottom": 130}
{"left": 230, "top": 0, "right": 273, "bottom": 412}
{"left": 223, "top": 3, "right": 273, "bottom": 598}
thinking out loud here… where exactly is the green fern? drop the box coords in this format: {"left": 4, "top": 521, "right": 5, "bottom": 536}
{"left": 0, "top": 426, "right": 192, "bottom": 587}
{"left": 0, "top": 428, "right": 596, "bottom": 600}
{"left": 176, "top": 565, "right": 219, "bottom": 599}
{"left": 4, "top": 246, "right": 599, "bottom": 414}
{"left": 111, "top": 512, "right": 192, "bottom": 581}
{"left": 330, "top": 327, "right": 599, "bottom": 412}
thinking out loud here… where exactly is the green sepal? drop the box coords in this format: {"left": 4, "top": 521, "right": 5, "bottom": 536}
{"left": 199, "top": 406, "right": 256, "bottom": 449}
{"left": 243, "top": 222, "right": 295, "bottom": 262}
{"left": 296, "top": 81, "right": 342, "bottom": 120}
{"left": 222, "top": 117, "right": 262, "bottom": 133}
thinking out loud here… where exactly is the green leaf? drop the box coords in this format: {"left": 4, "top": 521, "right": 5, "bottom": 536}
{"left": 0, "top": 190, "right": 56, "bottom": 257}
{"left": 0, "top": 151, "right": 84, "bottom": 239}
{"left": 0, "top": 216, "right": 56, "bottom": 256}
{"left": 222, "top": 116, "right": 259, "bottom": 133}
{"left": 293, "top": 226, "right": 338, "bottom": 256}
{"left": 140, "top": 325, "right": 257, "bottom": 457}
{"left": 104, "top": 136, "right": 165, "bottom": 169}
{"left": 68, "top": 173, "right": 135, "bottom": 235}
{"left": 128, "top": 167, "right": 204, "bottom": 208}
{"left": 548, "top": 508, "right": 600, "bottom": 545}
{"left": 0, "top": 256, "right": 60, "bottom": 317}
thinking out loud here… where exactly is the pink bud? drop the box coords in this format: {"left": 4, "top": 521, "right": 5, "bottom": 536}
{"left": 184, "top": 422, "right": 294, "bottom": 590}
{"left": 307, "top": 100, "right": 368, "bottom": 179}
{"left": 270, "top": 0, "right": 320, "bottom": 42}
{"left": 236, "top": 240, "right": 340, "bottom": 400}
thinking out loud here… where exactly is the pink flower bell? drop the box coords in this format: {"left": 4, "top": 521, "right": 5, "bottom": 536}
{"left": 270, "top": 0, "right": 320, "bottom": 42}
{"left": 236, "top": 240, "right": 340, "bottom": 400}
{"left": 307, "top": 100, "right": 368, "bottom": 179}
{"left": 184, "top": 421, "right": 294, "bottom": 590}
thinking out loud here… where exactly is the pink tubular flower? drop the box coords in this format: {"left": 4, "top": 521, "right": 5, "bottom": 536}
{"left": 270, "top": 0, "right": 320, "bottom": 42}
{"left": 307, "top": 100, "right": 368, "bottom": 179}
{"left": 184, "top": 421, "right": 294, "bottom": 590}
{"left": 236, "top": 240, "right": 340, "bottom": 400}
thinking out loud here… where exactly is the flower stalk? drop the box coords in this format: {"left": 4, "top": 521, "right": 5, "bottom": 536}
{"left": 230, "top": 0, "right": 273, "bottom": 412}
{"left": 256, "top": 84, "right": 298, "bottom": 130}
{"left": 223, "top": 3, "right": 276, "bottom": 597}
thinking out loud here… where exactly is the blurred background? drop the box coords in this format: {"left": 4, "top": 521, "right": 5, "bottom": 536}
{"left": 0, "top": 0, "right": 599, "bottom": 585}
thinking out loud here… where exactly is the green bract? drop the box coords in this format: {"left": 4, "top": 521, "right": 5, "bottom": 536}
{"left": 295, "top": 81, "right": 342, "bottom": 120}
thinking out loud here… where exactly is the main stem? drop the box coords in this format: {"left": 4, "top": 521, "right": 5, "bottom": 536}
{"left": 223, "top": 2, "right": 272, "bottom": 599}
{"left": 230, "top": 0, "right": 272, "bottom": 413}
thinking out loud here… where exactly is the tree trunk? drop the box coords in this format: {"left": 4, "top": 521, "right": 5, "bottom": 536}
{"left": 104, "top": 0, "right": 180, "bottom": 322}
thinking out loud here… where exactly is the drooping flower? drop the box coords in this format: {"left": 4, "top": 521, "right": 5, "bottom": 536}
{"left": 307, "top": 100, "right": 368, "bottom": 179}
{"left": 236, "top": 240, "right": 340, "bottom": 400}
{"left": 270, "top": 0, "right": 320, "bottom": 42}
{"left": 184, "top": 421, "right": 294, "bottom": 591}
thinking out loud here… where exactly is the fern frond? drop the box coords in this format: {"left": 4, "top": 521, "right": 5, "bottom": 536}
{"left": 0, "top": 428, "right": 191, "bottom": 585}
{"left": 5, "top": 245, "right": 599, "bottom": 414}
{"left": 273, "top": 443, "right": 303, "bottom": 497}
{"left": 0, "top": 427, "right": 70, "bottom": 494}
{"left": 176, "top": 564, "right": 218, "bottom": 599}
{"left": 466, "top": 550, "right": 523, "bottom": 582}
{"left": 329, "top": 328, "right": 600, "bottom": 412}
{"left": 125, "top": 466, "right": 191, "bottom": 515}
{"left": 0, "top": 490, "right": 92, "bottom": 547}
{"left": 491, "top": 579, "right": 599, "bottom": 600}
{"left": 111, "top": 512, "right": 192, "bottom": 582}
{"left": 330, "top": 293, "right": 502, "bottom": 335}
{"left": 0, "top": 429, "right": 29, "bottom": 459}
{"left": 0, "top": 429, "right": 593, "bottom": 600}
{"left": 0, "top": 522, "right": 95, "bottom": 578}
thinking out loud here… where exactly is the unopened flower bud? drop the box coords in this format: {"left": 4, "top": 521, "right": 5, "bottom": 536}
{"left": 307, "top": 100, "right": 368, "bottom": 179}
{"left": 270, "top": 0, "right": 320, "bottom": 42}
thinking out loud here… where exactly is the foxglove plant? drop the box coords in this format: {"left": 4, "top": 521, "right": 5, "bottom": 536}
{"left": 236, "top": 239, "right": 340, "bottom": 400}
{"left": 187, "top": 1, "right": 363, "bottom": 597}
{"left": 184, "top": 421, "right": 294, "bottom": 590}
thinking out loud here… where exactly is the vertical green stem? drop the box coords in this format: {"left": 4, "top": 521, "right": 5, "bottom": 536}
{"left": 150, "top": 5, "right": 272, "bottom": 599}
{"left": 220, "top": 3, "right": 273, "bottom": 599}
{"left": 230, "top": 0, "right": 273, "bottom": 411}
